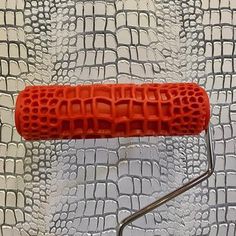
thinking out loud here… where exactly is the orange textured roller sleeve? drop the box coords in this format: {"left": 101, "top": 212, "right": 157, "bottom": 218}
{"left": 15, "top": 83, "right": 210, "bottom": 140}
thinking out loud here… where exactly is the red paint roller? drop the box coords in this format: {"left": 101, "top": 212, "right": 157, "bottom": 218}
{"left": 14, "top": 82, "right": 214, "bottom": 236}
{"left": 15, "top": 83, "right": 210, "bottom": 140}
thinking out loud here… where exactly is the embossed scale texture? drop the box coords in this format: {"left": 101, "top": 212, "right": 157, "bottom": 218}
{"left": 16, "top": 83, "right": 210, "bottom": 140}
{"left": 0, "top": 0, "right": 235, "bottom": 236}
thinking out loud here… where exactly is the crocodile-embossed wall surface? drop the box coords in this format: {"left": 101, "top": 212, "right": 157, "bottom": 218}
{"left": 0, "top": 0, "right": 235, "bottom": 236}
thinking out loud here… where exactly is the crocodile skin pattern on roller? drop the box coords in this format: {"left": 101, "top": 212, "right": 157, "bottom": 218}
{"left": 0, "top": 0, "right": 235, "bottom": 236}
{"left": 15, "top": 83, "right": 210, "bottom": 140}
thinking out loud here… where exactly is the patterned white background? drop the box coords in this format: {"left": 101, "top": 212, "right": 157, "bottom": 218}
{"left": 0, "top": 0, "right": 235, "bottom": 235}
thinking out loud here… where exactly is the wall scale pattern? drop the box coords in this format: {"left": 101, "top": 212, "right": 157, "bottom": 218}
{"left": 0, "top": 0, "right": 235, "bottom": 235}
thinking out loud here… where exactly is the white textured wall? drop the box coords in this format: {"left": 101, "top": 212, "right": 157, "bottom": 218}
{"left": 0, "top": 0, "right": 235, "bottom": 235}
